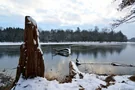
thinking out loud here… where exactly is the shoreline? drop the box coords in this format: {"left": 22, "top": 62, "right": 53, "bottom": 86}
{"left": 1, "top": 73, "right": 135, "bottom": 90}
{"left": 9, "top": 61, "right": 135, "bottom": 90}
{"left": 0, "top": 42, "right": 135, "bottom": 46}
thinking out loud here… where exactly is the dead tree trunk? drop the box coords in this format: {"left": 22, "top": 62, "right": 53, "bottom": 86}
{"left": 13, "top": 16, "right": 45, "bottom": 86}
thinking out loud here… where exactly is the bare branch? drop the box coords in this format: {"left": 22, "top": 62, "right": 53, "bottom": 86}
{"left": 126, "top": 19, "right": 135, "bottom": 23}
{"left": 111, "top": 7, "right": 135, "bottom": 29}
{"left": 118, "top": 0, "right": 135, "bottom": 10}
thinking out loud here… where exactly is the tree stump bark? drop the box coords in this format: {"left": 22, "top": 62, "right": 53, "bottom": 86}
{"left": 13, "top": 16, "right": 45, "bottom": 86}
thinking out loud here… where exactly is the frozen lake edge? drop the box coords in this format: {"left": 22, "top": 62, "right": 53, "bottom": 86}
{"left": 0, "top": 42, "right": 135, "bottom": 46}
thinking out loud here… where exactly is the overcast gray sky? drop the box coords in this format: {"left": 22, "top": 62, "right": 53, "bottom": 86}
{"left": 0, "top": 0, "right": 135, "bottom": 39}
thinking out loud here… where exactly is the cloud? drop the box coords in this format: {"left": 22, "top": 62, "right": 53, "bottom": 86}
{"left": 0, "top": 0, "right": 135, "bottom": 38}
{"left": 0, "top": 0, "right": 124, "bottom": 25}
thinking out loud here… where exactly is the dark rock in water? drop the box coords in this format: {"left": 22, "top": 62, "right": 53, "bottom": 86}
{"left": 53, "top": 48, "right": 71, "bottom": 57}
{"left": 13, "top": 16, "right": 45, "bottom": 86}
{"left": 76, "top": 59, "right": 81, "bottom": 66}
{"left": 111, "top": 63, "right": 119, "bottom": 66}
{"left": 76, "top": 62, "right": 81, "bottom": 66}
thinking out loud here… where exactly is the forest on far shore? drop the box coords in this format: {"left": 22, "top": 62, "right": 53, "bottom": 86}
{"left": 0, "top": 26, "right": 127, "bottom": 42}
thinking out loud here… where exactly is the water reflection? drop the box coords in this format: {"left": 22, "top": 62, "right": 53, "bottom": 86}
{"left": 0, "top": 44, "right": 135, "bottom": 81}
{"left": 71, "top": 45, "right": 126, "bottom": 59}
{"left": 0, "top": 45, "right": 20, "bottom": 58}
{"left": 78, "top": 64, "right": 135, "bottom": 75}
{"left": 129, "top": 44, "right": 135, "bottom": 47}
{"left": 0, "top": 45, "right": 127, "bottom": 59}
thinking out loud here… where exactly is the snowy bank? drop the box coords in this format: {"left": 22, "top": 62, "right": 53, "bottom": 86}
{"left": 0, "top": 42, "right": 135, "bottom": 46}
{"left": 11, "top": 61, "right": 135, "bottom": 90}
{"left": 0, "top": 42, "right": 23, "bottom": 46}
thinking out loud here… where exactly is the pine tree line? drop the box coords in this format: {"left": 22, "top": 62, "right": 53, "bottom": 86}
{"left": 0, "top": 27, "right": 127, "bottom": 42}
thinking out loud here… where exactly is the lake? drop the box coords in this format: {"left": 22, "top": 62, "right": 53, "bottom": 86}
{"left": 0, "top": 43, "right": 135, "bottom": 81}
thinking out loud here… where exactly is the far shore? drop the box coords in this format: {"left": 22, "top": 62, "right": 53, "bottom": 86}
{"left": 0, "top": 42, "right": 135, "bottom": 46}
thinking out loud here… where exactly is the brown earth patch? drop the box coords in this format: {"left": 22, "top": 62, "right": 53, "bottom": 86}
{"left": 129, "top": 75, "right": 135, "bottom": 82}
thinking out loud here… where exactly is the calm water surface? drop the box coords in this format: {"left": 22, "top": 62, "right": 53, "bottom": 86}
{"left": 0, "top": 43, "right": 135, "bottom": 80}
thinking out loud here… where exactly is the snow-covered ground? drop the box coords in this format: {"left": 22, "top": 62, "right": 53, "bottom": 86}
{"left": 11, "top": 61, "right": 135, "bottom": 90}
{"left": 0, "top": 42, "right": 23, "bottom": 45}
{"left": 0, "top": 42, "right": 135, "bottom": 46}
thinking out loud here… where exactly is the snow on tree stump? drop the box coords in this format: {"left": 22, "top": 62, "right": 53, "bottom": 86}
{"left": 69, "top": 61, "right": 83, "bottom": 79}
{"left": 13, "top": 16, "right": 45, "bottom": 86}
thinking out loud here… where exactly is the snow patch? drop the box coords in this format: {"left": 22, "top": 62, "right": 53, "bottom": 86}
{"left": 12, "top": 74, "right": 135, "bottom": 90}
{"left": 27, "top": 21, "right": 31, "bottom": 24}
{"left": 11, "top": 62, "right": 135, "bottom": 90}
{"left": 33, "top": 39, "right": 36, "bottom": 45}
{"left": 27, "top": 17, "right": 37, "bottom": 26}
{"left": 12, "top": 75, "right": 106, "bottom": 90}
{"left": 66, "top": 48, "right": 71, "bottom": 54}
{"left": 71, "top": 61, "right": 82, "bottom": 74}
{"left": 36, "top": 28, "right": 39, "bottom": 36}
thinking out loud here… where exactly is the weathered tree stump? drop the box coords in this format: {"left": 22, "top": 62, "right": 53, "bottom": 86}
{"left": 13, "top": 16, "right": 45, "bottom": 86}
